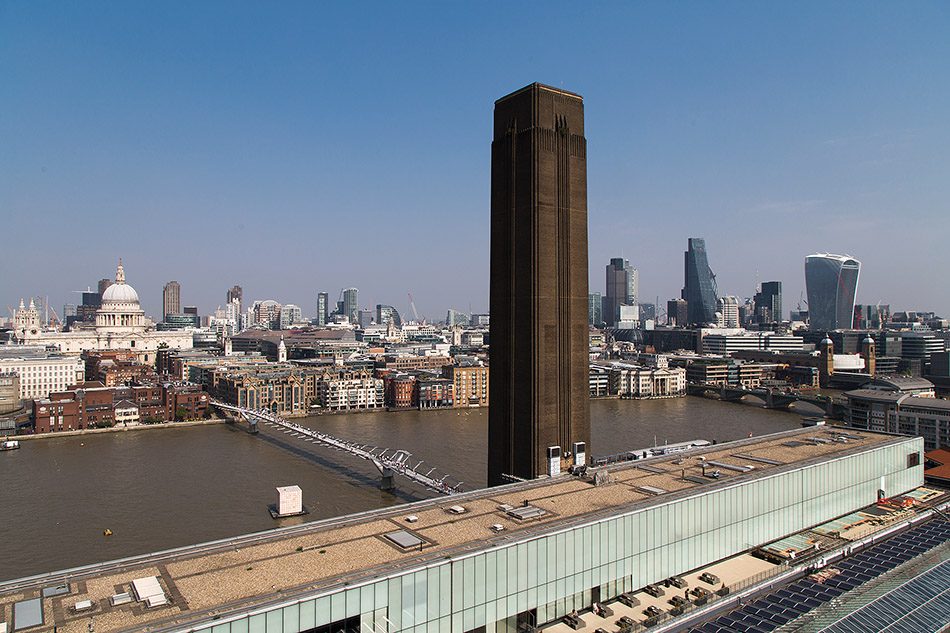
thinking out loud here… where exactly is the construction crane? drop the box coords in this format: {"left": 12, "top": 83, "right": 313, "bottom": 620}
{"left": 407, "top": 292, "right": 421, "bottom": 323}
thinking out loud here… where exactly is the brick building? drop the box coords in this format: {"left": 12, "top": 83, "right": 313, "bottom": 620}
{"left": 32, "top": 382, "right": 208, "bottom": 433}
{"left": 84, "top": 350, "right": 157, "bottom": 386}
{"left": 442, "top": 364, "right": 489, "bottom": 407}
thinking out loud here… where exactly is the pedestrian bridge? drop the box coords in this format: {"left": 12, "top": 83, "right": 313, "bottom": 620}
{"left": 211, "top": 401, "right": 464, "bottom": 495}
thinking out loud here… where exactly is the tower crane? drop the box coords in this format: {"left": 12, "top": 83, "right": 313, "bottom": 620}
{"left": 407, "top": 292, "right": 421, "bottom": 323}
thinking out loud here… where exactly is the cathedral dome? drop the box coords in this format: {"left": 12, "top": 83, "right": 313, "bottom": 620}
{"left": 100, "top": 260, "right": 140, "bottom": 306}
{"left": 102, "top": 283, "right": 140, "bottom": 304}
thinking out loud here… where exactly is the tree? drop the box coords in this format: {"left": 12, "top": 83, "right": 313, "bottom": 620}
{"left": 175, "top": 406, "right": 189, "bottom": 422}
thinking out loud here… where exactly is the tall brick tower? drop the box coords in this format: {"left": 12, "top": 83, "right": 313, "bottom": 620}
{"left": 488, "top": 83, "right": 591, "bottom": 486}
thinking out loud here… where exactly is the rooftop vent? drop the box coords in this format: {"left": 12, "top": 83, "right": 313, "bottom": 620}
{"left": 635, "top": 485, "right": 668, "bottom": 496}
{"left": 446, "top": 505, "right": 467, "bottom": 515}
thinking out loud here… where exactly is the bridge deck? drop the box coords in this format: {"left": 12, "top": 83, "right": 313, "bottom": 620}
{"left": 0, "top": 428, "right": 896, "bottom": 633}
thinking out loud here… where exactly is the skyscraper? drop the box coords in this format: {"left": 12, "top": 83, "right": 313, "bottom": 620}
{"left": 753, "top": 281, "right": 783, "bottom": 324}
{"left": 342, "top": 288, "right": 358, "bottom": 324}
{"left": 163, "top": 281, "right": 181, "bottom": 320}
{"left": 805, "top": 253, "right": 861, "bottom": 331}
{"left": 667, "top": 298, "right": 688, "bottom": 327}
{"left": 604, "top": 258, "right": 638, "bottom": 327}
{"left": 227, "top": 285, "right": 243, "bottom": 311}
{"left": 717, "top": 295, "right": 740, "bottom": 328}
{"left": 489, "top": 83, "right": 590, "bottom": 486}
{"left": 682, "top": 238, "right": 718, "bottom": 325}
{"left": 588, "top": 292, "right": 603, "bottom": 326}
{"left": 316, "top": 292, "right": 329, "bottom": 326}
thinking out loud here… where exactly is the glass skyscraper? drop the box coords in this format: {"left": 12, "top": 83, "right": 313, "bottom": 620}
{"left": 604, "top": 258, "right": 638, "bottom": 327}
{"left": 682, "top": 238, "right": 718, "bottom": 325}
{"left": 805, "top": 253, "right": 861, "bottom": 331}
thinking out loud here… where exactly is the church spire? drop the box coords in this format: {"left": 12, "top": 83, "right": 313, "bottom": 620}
{"left": 116, "top": 259, "right": 126, "bottom": 284}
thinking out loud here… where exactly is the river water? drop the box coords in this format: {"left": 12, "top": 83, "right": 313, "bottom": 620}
{"left": 0, "top": 397, "right": 819, "bottom": 581}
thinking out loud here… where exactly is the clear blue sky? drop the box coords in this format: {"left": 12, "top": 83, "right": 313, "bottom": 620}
{"left": 2, "top": 2, "right": 949, "bottom": 321}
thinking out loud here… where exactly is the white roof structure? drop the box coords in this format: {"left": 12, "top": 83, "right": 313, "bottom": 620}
{"left": 131, "top": 576, "right": 167, "bottom": 603}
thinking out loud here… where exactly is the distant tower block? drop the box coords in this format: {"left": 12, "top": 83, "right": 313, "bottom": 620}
{"left": 820, "top": 335, "right": 835, "bottom": 388}
{"left": 862, "top": 334, "right": 876, "bottom": 376}
{"left": 275, "top": 485, "right": 303, "bottom": 517}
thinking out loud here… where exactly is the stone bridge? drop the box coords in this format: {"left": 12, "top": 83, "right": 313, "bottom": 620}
{"left": 687, "top": 383, "right": 846, "bottom": 419}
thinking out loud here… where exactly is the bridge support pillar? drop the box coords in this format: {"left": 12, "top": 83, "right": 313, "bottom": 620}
{"left": 380, "top": 468, "right": 395, "bottom": 491}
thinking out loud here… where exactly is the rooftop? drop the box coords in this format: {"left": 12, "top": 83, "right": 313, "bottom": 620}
{"left": 0, "top": 428, "right": 902, "bottom": 633}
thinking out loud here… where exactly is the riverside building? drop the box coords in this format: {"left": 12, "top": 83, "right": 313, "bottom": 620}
{"left": 0, "top": 346, "right": 86, "bottom": 400}
{"left": 0, "top": 428, "right": 926, "bottom": 633}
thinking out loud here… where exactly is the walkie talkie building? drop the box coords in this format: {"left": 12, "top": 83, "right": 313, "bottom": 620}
{"left": 805, "top": 253, "right": 861, "bottom": 331}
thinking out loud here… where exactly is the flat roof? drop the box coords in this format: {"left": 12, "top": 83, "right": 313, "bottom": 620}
{"left": 0, "top": 427, "right": 905, "bottom": 633}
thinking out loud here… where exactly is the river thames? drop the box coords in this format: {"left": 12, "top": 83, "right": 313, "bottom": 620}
{"left": 0, "top": 396, "right": 821, "bottom": 581}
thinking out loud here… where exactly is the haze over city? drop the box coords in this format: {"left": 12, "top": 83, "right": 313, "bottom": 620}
{"left": 3, "top": 2, "right": 949, "bottom": 318}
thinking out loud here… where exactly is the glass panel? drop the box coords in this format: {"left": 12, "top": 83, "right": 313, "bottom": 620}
{"left": 332, "top": 593, "right": 346, "bottom": 623}
{"left": 249, "top": 614, "right": 267, "bottom": 633}
{"left": 315, "top": 597, "right": 331, "bottom": 627}
{"left": 362, "top": 585, "right": 375, "bottom": 614}
{"left": 300, "top": 600, "right": 316, "bottom": 631}
{"left": 266, "top": 610, "right": 283, "bottom": 633}
{"left": 283, "top": 604, "right": 299, "bottom": 633}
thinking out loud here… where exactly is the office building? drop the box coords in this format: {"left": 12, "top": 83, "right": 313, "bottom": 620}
{"left": 163, "top": 281, "right": 181, "bottom": 320}
{"left": 316, "top": 292, "right": 329, "bottom": 326}
{"left": 279, "top": 304, "right": 303, "bottom": 329}
{"left": 342, "top": 288, "right": 359, "bottom": 324}
{"left": 376, "top": 304, "right": 402, "bottom": 328}
{"left": 588, "top": 292, "right": 602, "bottom": 326}
{"left": 446, "top": 309, "right": 470, "bottom": 328}
{"left": 0, "top": 347, "right": 85, "bottom": 401}
{"left": 753, "top": 281, "right": 782, "bottom": 323}
{"left": 805, "top": 253, "right": 861, "bottom": 331}
{"left": 489, "top": 83, "right": 590, "bottom": 485}
{"left": 667, "top": 298, "right": 688, "bottom": 327}
{"left": 605, "top": 258, "right": 638, "bottom": 327}
{"left": 853, "top": 304, "right": 889, "bottom": 330}
{"left": 717, "top": 296, "right": 740, "bottom": 328}
{"left": 252, "top": 300, "right": 282, "bottom": 329}
{"left": 682, "top": 238, "right": 718, "bottom": 325}
{"left": 227, "top": 285, "right": 243, "bottom": 306}
{"left": 845, "top": 389, "right": 950, "bottom": 449}
{"left": 0, "top": 373, "right": 20, "bottom": 414}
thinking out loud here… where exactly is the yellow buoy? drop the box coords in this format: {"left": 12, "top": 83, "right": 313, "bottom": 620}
{"left": 103, "top": 529, "right": 113, "bottom": 536}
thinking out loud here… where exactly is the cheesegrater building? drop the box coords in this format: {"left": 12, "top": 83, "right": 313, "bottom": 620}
{"left": 488, "top": 83, "right": 591, "bottom": 486}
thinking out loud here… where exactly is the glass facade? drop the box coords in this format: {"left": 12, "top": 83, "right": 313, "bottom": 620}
{"left": 682, "top": 238, "right": 718, "bottom": 326}
{"left": 805, "top": 254, "right": 861, "bottom": 331}
{"left": 191, "top": 438, "right": 923, "bottom": 633}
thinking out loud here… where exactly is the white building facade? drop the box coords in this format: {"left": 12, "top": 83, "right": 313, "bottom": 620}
{"left": 0, "top": 348, "right": 86, "bottom": 401}
{"left": 10, "top": 262, "right": 192, "bottom": 363}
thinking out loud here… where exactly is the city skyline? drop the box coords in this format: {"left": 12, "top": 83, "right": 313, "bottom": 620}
{"left": 3, "top": 4, "right": 950, "bottom": 318}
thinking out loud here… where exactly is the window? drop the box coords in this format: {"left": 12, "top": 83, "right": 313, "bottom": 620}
{"left": 907, "top": 452, "right": 921, "bottom": 468}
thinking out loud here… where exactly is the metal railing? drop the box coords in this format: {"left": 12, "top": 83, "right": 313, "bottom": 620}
{"left": 211, "top": 401, "right": 463, "bottom": 495}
